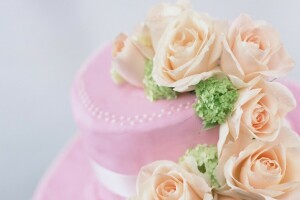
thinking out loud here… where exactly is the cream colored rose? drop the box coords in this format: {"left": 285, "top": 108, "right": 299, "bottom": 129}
{"left": 112, "top": 25, "right": 153, "bottom": 87}
{"left": 146, "top": 0, "right": 190, "bottom": 49}
{"left": 217, "top": 126, "right": 300, "bottom": 199}
{"left": 213, "top": 193, "right": 239, "bottom": 200}
{"left": 221, "top": 14, "right": 294, "bottom": 81}
{"left": 152, "top": 11, "right": 226, "bottom": 92}
{"left": 135, "top": 160, "right": 213, "bottom": 200}
{"left": 218, "top": 78, "right": 296, "bottom": 153}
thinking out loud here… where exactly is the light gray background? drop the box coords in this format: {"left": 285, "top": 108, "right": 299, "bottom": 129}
{"left": 1, "top": 0, "right": 299, "bottom": 199}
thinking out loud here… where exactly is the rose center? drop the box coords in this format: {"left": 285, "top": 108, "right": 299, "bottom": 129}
{"left": 252, "top": 103, "right": 269, "bottom": 130}
{"left": 163, "top": 180, "right": 176, "bottom": 193}
{"left": 112, "top": 34, "right": 126, "bottom": 56}
{"left": 168, "top": 20, "right": 205, "bottom": 70}
{"left": 243, "top": 31, "right": 267, "bottom": 50}
{"left": 248, "top": 156, "right": 282, "bottom": 188}
{"left": 174, "top": 28, "right": 196, "bottom": 48}
{"left": 260, "top": 158, "right": 280, "bottom": 173}
{"left": 156, "top": 177, "right": 182, "bottom": 198}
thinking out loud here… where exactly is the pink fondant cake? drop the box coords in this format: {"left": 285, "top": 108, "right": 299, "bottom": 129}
{"left": 33, "top": 44, "right": 300, "bottom": 200}
{"left": 33, "top": 45, "right": 218, "bottom": 200}
{"left": 71, "top": 44, "right": 219, "bottom": 196}
{"left": 34, "top": 2, "right": 300, "bottom": 200}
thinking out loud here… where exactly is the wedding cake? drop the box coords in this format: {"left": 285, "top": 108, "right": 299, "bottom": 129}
{"left": 34, "top": 1, "right": 300, "bottom": 200}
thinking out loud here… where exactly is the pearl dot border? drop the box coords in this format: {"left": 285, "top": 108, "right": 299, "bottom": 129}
{"left": 77, "top": 79, "right": 195, "bottom": 126}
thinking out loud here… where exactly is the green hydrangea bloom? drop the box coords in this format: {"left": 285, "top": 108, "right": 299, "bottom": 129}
{"left": 194, "top": 77, "right": 238, "bottom": 128}
{"left": 180, "top": 144, "right": 220, "bottom": 188}
{"left": 143, "top": 60, "right": 177, "bottom": 101}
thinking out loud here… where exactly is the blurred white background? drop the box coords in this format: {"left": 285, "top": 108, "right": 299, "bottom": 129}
{"left": 0, "top": 0, "right": 300, "bottom": 199}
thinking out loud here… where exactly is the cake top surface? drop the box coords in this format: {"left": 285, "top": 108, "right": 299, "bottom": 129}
{"left": 72, "top": 45, "right": 197, "bottom": 129}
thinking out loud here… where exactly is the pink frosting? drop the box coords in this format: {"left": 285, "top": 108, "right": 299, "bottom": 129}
{"left": 33, "top": 136, "right": 124, "bottom": 200}
{"left": 286, "top": 81, "right": 300, "bottom": 132}
{"left": 71, "top": 44, "right": 219, "bottom": 175}
{"left": 33, "top": 44, "right": 300, "bottom": 200}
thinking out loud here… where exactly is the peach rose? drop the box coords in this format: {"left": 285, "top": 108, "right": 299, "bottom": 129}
{"left": 217, "top": 126, "right": 300, "bottom": 199}
{"left": 134, "top": 160, "right": 213, "bottom": 200}
{"left": 146, "top": 0, "right": 190, "bottom": 50}
{"left": 112, "top": 25, "right": 154, "bottom": 87}
{"left": 221, "top": 14, "right": 294, "bottom": 81}
{"left": 152, "top": 11, "right": 226, "bottom": 92}
{"left": 213, "top": 193, "right": 239, "bottom": 200}
{"left": 218, "top": 78, "right": 296, "bottom": 153}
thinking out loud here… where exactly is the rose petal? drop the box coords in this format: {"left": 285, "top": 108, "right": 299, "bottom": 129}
{"left": 113, "top": 37, "right": 147, "bottom": 87}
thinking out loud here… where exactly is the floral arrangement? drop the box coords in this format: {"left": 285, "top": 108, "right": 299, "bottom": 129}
{"left": 111, "top": 1, "right": 300, "bottom": 199}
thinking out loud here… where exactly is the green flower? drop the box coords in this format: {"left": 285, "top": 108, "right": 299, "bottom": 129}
{"left": 143, "top": 60, "right": 177, "bottom": 101}
{"left": 180, "top": 144, "right": 220, "bottom": 188}
{"left": 194, "top": 76, "right": 238, "bottom": 128}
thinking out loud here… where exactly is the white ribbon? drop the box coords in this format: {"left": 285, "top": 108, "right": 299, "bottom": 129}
{"left": 91, "top": 161, "right": 137, "bottom": 198}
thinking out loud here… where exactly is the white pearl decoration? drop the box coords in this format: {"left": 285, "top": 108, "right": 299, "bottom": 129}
{"left": 77, "top": 79, "right": 195, "bottom": 126}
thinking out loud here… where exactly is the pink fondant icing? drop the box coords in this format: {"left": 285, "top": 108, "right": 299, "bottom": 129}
{"left": 286, "top": 81, "right": 300, "bottom": 132}
{"left": 33, "top": 136, "right": 123, "bottom": 200}
{"left": 33, "top": 81, "right": 300, "bottom": 200}
{"left": 71, "top": 44, "right": 219, "bottom": 175}
{"left": 34, "top": 43, "right": 300, "bottom": 199}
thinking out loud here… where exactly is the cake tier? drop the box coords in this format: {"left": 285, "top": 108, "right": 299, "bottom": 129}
{"left": 71, "top": 44, "right": 219, "bottom": 176}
